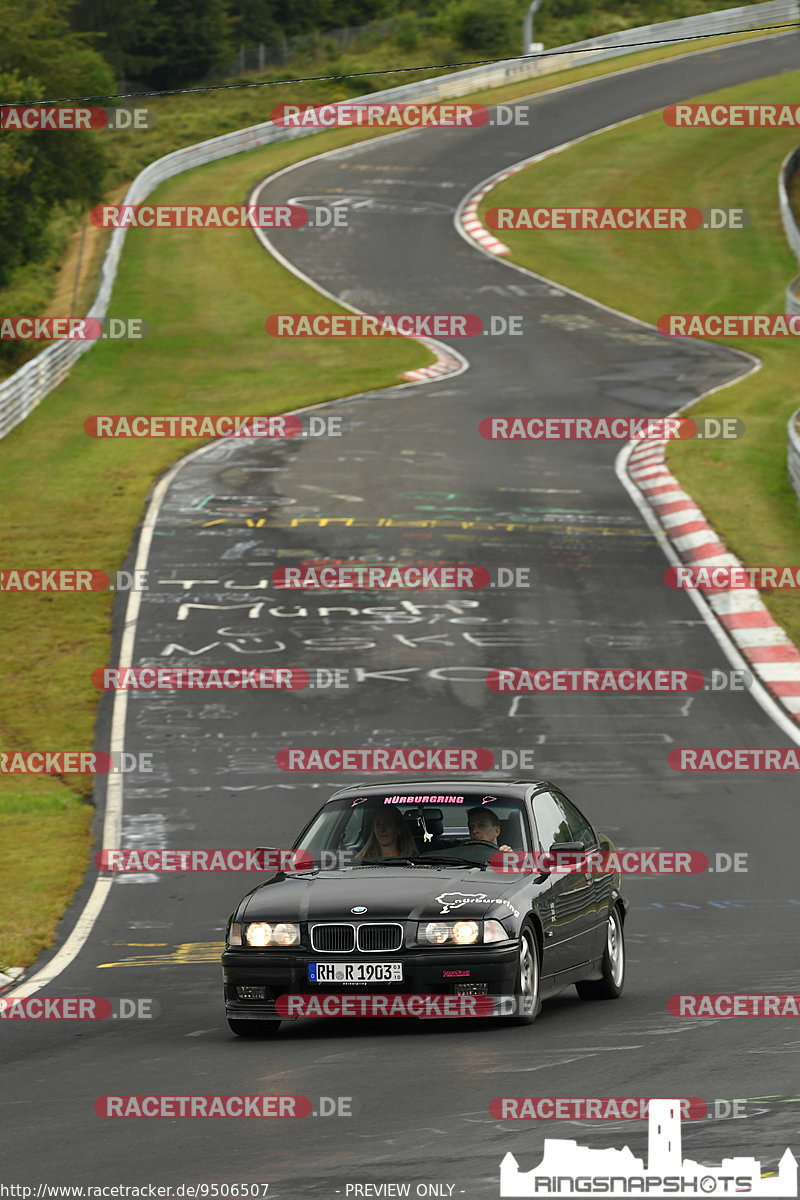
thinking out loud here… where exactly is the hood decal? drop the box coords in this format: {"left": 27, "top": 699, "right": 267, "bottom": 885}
{"left": 435, "top": 890, "right": 520, "bottom": 918}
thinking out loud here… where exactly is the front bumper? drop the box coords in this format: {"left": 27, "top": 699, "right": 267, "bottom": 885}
{"left": 221, "top": 943, "right": 518, "bottom": 1020}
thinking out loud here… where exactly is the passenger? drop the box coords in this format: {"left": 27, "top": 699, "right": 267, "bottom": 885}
{"left": 466, "top": 808, "right": 512, "bottom": 851}
{"left": 357, "top": 808, "right": 418, "bottom": 858}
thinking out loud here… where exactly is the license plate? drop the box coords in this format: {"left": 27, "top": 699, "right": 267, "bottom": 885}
{"left": 309, "top": 961, "right": 403, "bottom": 983}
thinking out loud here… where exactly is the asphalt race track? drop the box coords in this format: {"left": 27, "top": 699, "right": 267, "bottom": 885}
{"left": 4, "top": 32, "right": 800, "bottom": 1199}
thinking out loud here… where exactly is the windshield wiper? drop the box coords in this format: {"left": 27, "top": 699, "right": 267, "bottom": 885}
{"left": 338, "top": 855, "right": 487, "bottom": 870}
{"left": 399, "top": 854, "right": 487, "bottom": 869}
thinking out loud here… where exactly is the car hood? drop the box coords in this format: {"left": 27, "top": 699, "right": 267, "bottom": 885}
{"left": 238, "top": 865, "right": 526, "bottom": 923}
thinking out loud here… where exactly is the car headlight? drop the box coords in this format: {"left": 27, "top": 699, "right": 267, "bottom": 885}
{"left": 228, "top": 921, "right": 242, "bottom": 946}
{"left": 452, "top": 920, "right": 479, "bottom": 945}
{"left": 417, "top": 920, "right": 505, "bottom": 946}
{"left": 244, "top": 921, "right": 300, "bottom": 948}
{"left": 423, "top": 921, "right": 451, "bottom": 945}
{"left": 272, "top": 922, "right": 300, "bottom": 946}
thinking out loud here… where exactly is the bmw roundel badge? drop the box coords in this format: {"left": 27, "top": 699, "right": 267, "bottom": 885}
{"left": 351, "top": 906, "right": 367, "bottom": 914}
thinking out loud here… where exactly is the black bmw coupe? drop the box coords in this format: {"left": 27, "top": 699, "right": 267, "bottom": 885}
{"left": 221, "top": 779, "right": 627, "bottom": 1036}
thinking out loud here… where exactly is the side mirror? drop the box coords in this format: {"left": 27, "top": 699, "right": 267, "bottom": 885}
{"left": 543, "top": 841, "right": 588, "bottom": 872}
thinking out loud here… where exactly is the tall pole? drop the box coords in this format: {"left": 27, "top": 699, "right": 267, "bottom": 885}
{"left": 523, "top": 0, "right": 543, "bottom": 54}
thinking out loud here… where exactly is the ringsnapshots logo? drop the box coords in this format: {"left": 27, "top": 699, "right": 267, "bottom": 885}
{"left": 499, "top": 1098, "right": 797, "bottom": 1197}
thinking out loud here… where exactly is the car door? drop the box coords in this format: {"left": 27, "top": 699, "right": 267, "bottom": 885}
{"left": 530, "top": 789, "right": 599, "bottom": 976}
{"left": 550, "top": 788, "right": 612, "bottom": 960}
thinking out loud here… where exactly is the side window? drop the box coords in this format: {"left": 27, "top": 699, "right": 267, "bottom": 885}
{"left": 531, "top": 792, "right": 573, "bottom": 852}
{"left": 553, "top": 792, "right": 597, "bottom": 848}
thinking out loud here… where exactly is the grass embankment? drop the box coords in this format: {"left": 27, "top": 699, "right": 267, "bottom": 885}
{"left": 480, "top": 72, "right": 800, "bottom": 638}
{"left": 0, "top": 12, "right": 784, "bottom": 363}
{"left": 0, "top": 133, "right": 432, "bottom": 971}
{"left": 0, "top": 25, "right": 791, "bottom": 970}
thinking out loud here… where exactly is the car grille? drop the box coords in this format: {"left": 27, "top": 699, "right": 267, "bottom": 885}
{"left": 357, "top": 923, "right": 403, "bottom": 952}
{"left": 309, "top": 923, "right": 404, "bottom": 953}
{"left": 311, "top": 924, "right": 356, "bottom": 952}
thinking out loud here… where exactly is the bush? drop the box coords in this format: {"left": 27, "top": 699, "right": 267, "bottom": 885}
{"left": 395, "top": 12, "right": 419, "bottom": 52}
{"left": 446, "top": 0, "right": 519, "bottom": 56}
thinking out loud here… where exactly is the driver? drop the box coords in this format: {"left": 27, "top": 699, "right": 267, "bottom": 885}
{"left": 466, "top": 808, "right": 512, "bottom": 851}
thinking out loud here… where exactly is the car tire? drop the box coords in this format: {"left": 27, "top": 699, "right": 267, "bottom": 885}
{"left": 227, "top": 1018, "right": 282, "bottom": 1038}
{"left": 507, "top": 920, "right": 541, "bottom": 1025}
{"left": 575, "top": 905, "right": 625, "bottom": 1001}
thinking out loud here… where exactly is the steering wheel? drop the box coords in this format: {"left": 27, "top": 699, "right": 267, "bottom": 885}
{"left": 462, "top": 838, "right": 499, "bottom": 847}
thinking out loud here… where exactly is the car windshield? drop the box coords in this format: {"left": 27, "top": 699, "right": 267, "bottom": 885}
{"left": 294, "top": 791, "right": 532, "bottom": 868}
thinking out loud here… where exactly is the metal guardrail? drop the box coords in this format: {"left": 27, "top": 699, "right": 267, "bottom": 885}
{"left": 788, "top": 411, "right": 800, "bottom": 499}
{"left": 1, "top": 0, "right": 797, "bottom": 440}
{"left": 780, "top": 145, "right": 800, "bottom": 500}
{"left": 780, "top": 144, "right": 800, "bottom": 317}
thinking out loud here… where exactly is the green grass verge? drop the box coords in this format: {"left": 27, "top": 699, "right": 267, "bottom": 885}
{"left": 0, "top": 791, "right": 93, "bottom": 970}
{"left": 479, "top": 71, "right": 800, "bottom": 637}
{"left": 0, "top": 130, "right": 435, "bottom": 969}
{"left": 0, "top": 27, "right": 791, "bottom": 969}
{"left": 0, "top": 16, "right": 785, "bottom": 377}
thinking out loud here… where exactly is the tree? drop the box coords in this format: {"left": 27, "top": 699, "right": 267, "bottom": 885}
{"left": 0, "top": 1, "right": 113, "bottom": 289}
